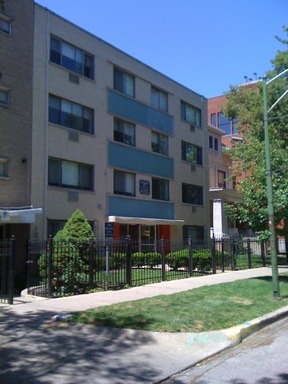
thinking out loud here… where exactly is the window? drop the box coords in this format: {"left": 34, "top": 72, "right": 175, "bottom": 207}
{"left": 181, "top": 101, "right": 201, "bottom": 126}
{"left": 211, "top": 112, "right": 238, "bottom": 135}
{"left": 114, "top": 68, "right": 135, "bottom": 97}
{"left": 152, "top": 178, "right": 169, "bottom": 201}
{"left": 114, "top": 170, "right": 135, "bottom": 196}
{"left": 182, "top": 183, "right": 203, "bottom": 205}
{"left": 48, "top": 158, "right": 93, "bottom": 190}
{"left": 209, "top": 135, "right": 219, "bottom": 151}
{"left": 151, "top": 87, "right": 168, "bottom": 112}
{"left": 183, "top": 225, "right": 204, "bottom": 242}
{"left": 0, "top": 158, "right": 8, "bottom": 178}
{"left": 0, "top": 16, "right": 11, "bottom": 35}
{"left": 0, "top": 89, "right": 9, "bottom": 107}
{"left": 181, "top": 141, "right": 202, "bottom": 165}
{"left": 218, "top": 170, "right": 226, "bottom": 188}
{"left": 151, "top": 131, "right": 168, "bottom": 155}
{"left": 114, "top": 118, "right": 135, "bottom": 146}
{"left": 47, "top": 219, "right": 94, "bottom": 237}
{"left": 50, "top": 36, "right": 94, "bottom": 79}
{"left": 49, "top": 95, "right": 93, "bottom": 133}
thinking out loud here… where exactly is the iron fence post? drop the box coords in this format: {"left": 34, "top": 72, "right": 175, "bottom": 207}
{"left": 247, "top": 238, "right": 252, "bottom": 268}
{"left": 8, "top": 236, "right": 15, "bottom": 305}
{"left": 221, "top": 239, "right": 225, "bottom": 273}
{"left": 161, "top": 237, "right": 166, "bottom": 281}
{"left": 188, "top": 236, "right": 193, "bottom": 277}
{"left": 211, "top": 235, "right": 216, "bottom": 274}
{"left": 47, "top": 236, "right": 53, "bottom": 297}
{"left": 125, "top": 236, "right": 132, "bottom": 286}
{"left": 89, "top": 237, "right": 94, "bottom": 289}
{"left": 230, "top": 237, "right": 235, "bottom": 271}
{"left": 261, "top": 241, "right": 266, "bottom": 267}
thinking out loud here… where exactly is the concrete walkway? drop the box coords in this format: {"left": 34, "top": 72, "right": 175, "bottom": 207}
{"left": 1, "top": 267, "right": 288, "bottom": 384}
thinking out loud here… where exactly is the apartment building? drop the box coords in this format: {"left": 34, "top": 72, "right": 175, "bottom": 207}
{"left": 0, "top": 0, "right": 210, "bottom": 246}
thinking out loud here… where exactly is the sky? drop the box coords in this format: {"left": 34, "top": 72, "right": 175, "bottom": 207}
{"left": 35, "top": 0, "right": 287, "bottom": 98}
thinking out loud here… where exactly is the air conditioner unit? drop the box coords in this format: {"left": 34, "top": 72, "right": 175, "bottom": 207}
{"left": 69, "top": 72, "right": 80, "bottom": 84}
{"left": 190, "top": 124, "right": 196, "bottom": 132}
{"left": 67, "top": 191, "right": 79, "bottom": 202}
{"left": 191, "top": 164, "right": 196, "bottom": 172}
{"left": 191, "top": 206, "right": 197, "bottom": 213}
{"left": 68, "top": 131, "right": 79, "bottom": 142}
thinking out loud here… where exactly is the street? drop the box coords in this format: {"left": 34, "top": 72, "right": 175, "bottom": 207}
{"left": 164, "top": 317, "right": 288, "bottom": 384}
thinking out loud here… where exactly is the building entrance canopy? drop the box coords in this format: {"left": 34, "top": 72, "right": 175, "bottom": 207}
{"left": 0, "top": 207, "right": 42, "bottom": 224}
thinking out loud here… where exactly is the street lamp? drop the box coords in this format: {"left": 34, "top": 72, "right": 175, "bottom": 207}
{"left": 262, "top": 68, "right": 288, "bottom": 300}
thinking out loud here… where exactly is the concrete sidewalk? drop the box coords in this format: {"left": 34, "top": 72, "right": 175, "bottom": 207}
{"left": 1, "top": 267, "right": 288, "bottom": 384}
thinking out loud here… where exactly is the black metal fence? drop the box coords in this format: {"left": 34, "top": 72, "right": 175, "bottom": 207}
{"left": 0, "top": 237, "right": 15, "bottom": 304}
{"left": 24, "top": 236, "right": 269, "bottom": 298}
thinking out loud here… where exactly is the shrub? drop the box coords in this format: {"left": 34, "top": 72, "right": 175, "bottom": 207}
{"left": 166, "top": 249, "right": 189, "bottom": 270}
{"left": 193, "top": 249, "right": 212, "bottom": 271}
{"left": 38, "top": 237, "right": 86, "bottom": 295}
{"left": 110, "top": 252, "right": 126, "bottom": 269}
{"left": 145, "top": 252, "right": 162, "bottom": 268}
{"left": 132, "top": 252, "right": 146, "bottom": 267}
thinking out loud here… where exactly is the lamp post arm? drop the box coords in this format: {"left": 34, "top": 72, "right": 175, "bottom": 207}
{"left": 266, "top": 68, "right": 288, "bottom": 85}
{"left": 268, "top": 89, "right": 288, "bottom": 113}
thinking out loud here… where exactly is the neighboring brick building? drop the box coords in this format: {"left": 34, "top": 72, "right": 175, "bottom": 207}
{"left": 0, "top": 0, "right": 42, "bottom": 281}
{"left": 207, "top": 93, "right": 244, "bottom": 238}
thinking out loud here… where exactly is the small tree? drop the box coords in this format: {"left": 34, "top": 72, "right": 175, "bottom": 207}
{"left": 39, "top": 209, "right": 94, "bottom": 294}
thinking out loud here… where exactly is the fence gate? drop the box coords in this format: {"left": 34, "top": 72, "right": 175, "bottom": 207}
{"left": 26, "top": 240, "right": 48, "bottom": 297}
{"left": 0, "top": 238, "right": 15, "bottom": 304}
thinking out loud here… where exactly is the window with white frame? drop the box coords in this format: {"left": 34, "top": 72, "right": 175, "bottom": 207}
{"left": 49, "top": 95, "right": 94, "bottom": 133}
{"left": 181, "top": 101, "right": 201, "bottom": 126}
{"left": 50, "top": 36, "right": 94, "bottom": 79}
{"left": 0, "top": 89, "right": 9, "bottom": 107}
{"left": 114, "top": 118, "right": 135, "bottom": 146}
{"left": 0, "top": 16, "right": 11, "bottom": 35}
{"left": 0, "top": 158, "right": 8, "bottom": 178}
{"left": 48, "top": 157, "right": 93, "bottom": 190}
{"left": 151, "top": 86, "right": 168, "bottom": 112}
{"left": 152, "top": 177, "right": 169, "bottom": 201}
{"left": 151, "top": 131, "right": 168, "bottom": 155}
{"left": 181, "top": 141, "right": 202, "bottom": 165}
{"left": 114, "top": 67, "right": 135, "bottom": 97}
{"left": 114, "top": 170, "right": 135, "bottom": 196}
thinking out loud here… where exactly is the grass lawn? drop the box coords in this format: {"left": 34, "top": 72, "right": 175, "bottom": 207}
{"left": 70, "top": 275, "right": 288, "bottom": 333}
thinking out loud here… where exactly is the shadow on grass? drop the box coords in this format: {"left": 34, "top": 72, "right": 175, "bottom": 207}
{"left": 71, "top": 312, "right": 156, "bottom": 331}
{"left": 0, "top": 306, "right": 160, "bottom": 384}
{"left": 252, "top": 275, "right": 288, "bottom": 299}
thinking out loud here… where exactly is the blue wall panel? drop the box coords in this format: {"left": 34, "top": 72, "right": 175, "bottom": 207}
{"left": 109, "top": 142, "right": 174, "bottom": 178}
{"left": 108, "top": 196, "right": 175, "bottom": 219}
{"left": 108, "top": 90, "right": 173, "bottom": 135}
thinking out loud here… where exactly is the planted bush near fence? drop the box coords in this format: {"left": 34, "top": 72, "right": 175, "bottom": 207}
{"left": 166, "top": 249, "right": 190, "bottom": 270}
{"left": 193, "top": 248, "right": 212, "bottom": 271}
{"left": 110, "top": 252, "right": 126, "bottom": 269}
{"left": 132, "top": 252, "right": 146, "bottom": 267}
{"left": 145, "top": 252, "right": 162, "bottom": 268}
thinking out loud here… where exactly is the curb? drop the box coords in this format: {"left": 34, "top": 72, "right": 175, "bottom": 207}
{"left": 222, "top": 304, "right": 288, "bottom": 345}
{"left": 156, "top": 305, "right": 288, "bottom": 384}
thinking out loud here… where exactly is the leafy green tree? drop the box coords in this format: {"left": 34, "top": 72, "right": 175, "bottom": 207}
{"left": 222, "top": 26, "right": 288, "bottom": 240}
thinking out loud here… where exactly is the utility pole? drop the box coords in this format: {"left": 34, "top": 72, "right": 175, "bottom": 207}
{"left": 262, "top": 68, "right": 288, "bottom": 300}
